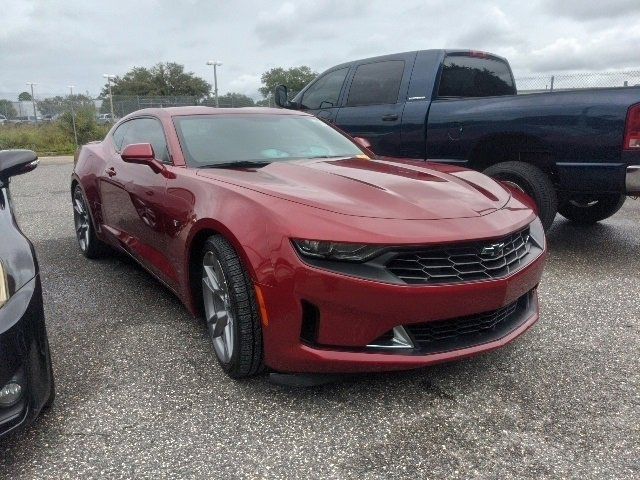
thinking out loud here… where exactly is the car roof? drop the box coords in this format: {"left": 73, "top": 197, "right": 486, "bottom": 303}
{"left": 123, "top": 106, "right": 311, "bottom": 120}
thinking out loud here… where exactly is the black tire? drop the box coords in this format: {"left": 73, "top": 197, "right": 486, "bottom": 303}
{"left": 484, "top": 161, "right": 558, "bottom": 231}
{"left": 201, "top": 235, "right": 264, "bottom": 378}
{"left": 558, "top": 193, "right": 626, "bottom": 225}
{"left": 72, "top": 185, "right": 108, "bottom": 259}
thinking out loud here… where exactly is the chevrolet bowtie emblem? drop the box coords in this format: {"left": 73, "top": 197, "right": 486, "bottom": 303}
{"left": 481, "top": 242, "right": 506, "bottom": 258}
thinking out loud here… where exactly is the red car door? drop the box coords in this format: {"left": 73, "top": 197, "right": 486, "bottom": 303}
{"left": 99, "top": 117, "right": 179, "bottom": 289}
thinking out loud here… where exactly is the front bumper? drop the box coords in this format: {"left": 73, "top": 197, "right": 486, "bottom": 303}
{"left": 626, "top": 165, "right": 640, "bottom": 195}
{"left": 259, "top": 244, "right": 547, "bottom": 374}
{"left": 0, "top": 276, "right": 53, "bottom": 439}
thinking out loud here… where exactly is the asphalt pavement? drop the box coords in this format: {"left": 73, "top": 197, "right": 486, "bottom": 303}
{"left": 0, "top": 160, "right": 638, "bottom": 479}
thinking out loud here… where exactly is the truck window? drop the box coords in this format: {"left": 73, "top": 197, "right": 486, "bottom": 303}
{"left": 300, "top": 67, "right": 349, "bottom": 110}
{"left": 438, "top": 55, "right": 515, "bottom": 97}
{"left": 346, "top": 60, "right": 405, "bottom": 107}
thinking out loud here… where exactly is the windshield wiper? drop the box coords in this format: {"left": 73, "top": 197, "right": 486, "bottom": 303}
{"left": 197, "top": 160, "right": 272, "bottom": 169}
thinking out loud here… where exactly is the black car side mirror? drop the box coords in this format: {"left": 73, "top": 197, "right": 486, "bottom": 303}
{"left": 0, "top": 150, "right": 39, "bottom": 184}
{"left": 274, "top": 85, "right": 290, "bottom": 108}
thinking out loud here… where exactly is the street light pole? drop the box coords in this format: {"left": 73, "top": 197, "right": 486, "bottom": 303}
{"left": 103, "top": 74, "right": 116, "bottom": 119}
{"left": 206, "top": 61, "right": 223, "bottom": 107}
{"left": 26, "top": 82, "right": 38, "bottom": 124}
{"left": 68, "top": 85, "right": 78, "bottom": 147}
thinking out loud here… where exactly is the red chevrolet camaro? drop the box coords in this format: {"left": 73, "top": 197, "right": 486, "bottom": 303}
{"left": 71, "top": 107, "right": 546, "bottom": 378}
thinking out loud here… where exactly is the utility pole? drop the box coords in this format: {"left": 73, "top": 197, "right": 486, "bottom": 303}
{"left": 26, "top": 82, "right": 38, "bottom": 124}
{"left": 103, "top": 74, "right": 116, "bottom": 119}
{"left": 68, "top": 85, "right": 78, "bottom": 147}
{"left": 206, "top": 61, "right": 223, "bottom": 107}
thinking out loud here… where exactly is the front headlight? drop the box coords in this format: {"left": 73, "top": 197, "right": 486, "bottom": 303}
{"left": 0, "top": 261, "right": 9, "bottom": 309}
{"left": 292, "top": 239, "right": 385, "bottom": 262}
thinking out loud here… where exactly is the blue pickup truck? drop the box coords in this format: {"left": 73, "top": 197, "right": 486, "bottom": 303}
{"left": 275, "top": 50, "right": 640, "bottom": 229}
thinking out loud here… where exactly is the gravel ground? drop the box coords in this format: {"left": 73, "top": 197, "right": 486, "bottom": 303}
{"left": 0, "top": 161, "right": 638, "bottom": 479}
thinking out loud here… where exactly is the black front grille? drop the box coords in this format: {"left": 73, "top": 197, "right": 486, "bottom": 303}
{"left": 386, "top": 228, "right": 532, "bottom": 284}
{"left": 403, "top": 293, "right": 532, "bottom": 354}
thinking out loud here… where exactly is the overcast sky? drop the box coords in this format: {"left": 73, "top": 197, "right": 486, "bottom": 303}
{"left": 2, "top": 0, "right": 639, "bottom": 99}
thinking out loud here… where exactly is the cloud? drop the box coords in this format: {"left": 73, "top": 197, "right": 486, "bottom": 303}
{"left": 527, "top": 27, "right": 640, "bottom": 72}
{"left": 451, "top": 6, "right": 525, "bottom": 49}
{"left": 1, "top": 0, "right": 639, "bottom": 98}
{"left": 543, "top": 0, "right": 640, "bottom": 21}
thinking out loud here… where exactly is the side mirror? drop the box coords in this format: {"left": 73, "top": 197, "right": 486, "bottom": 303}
{"left": 274, "top": 85, "right": 290, "bottom": 108}
{"left": 353, "top": 137, "right": 372, "bottom": 149}
{"left": 0, "top": 150, "right": 39, "bottom": 183}
{"left": 353, "top": 137, "right": 375, "bottom": 158}
{"left": 121, "top": 143, "right": 164, "bottom": 174}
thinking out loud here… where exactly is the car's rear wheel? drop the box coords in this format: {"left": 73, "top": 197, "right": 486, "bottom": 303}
{"left": 201, "top": 235, "right": 263, "bottom": 378}
{"left": 558, "top": 193, "right": 626, "bottom": 224}
{"left": 483, "top": 161, "right": 558, "bottom": 231}
{"left": 72, "top": 185, "right": 107, "bottom": 258}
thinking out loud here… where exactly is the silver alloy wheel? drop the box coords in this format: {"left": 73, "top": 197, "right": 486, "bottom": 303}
{"left": 73, "top": 190, "right": 90, "bottom": 251}
{"left": 202, "top": 251, "right": 234, "bottom": 363}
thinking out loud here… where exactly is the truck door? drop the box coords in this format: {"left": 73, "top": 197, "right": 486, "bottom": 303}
{"left": 334, "top": 53, "right": 415, "bottom": 157}
{"left": 297, "top": 67, "right": 350, "bottom": 125}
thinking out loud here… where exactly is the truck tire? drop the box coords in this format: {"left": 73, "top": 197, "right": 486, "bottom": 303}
{"left": 483, "top": 161, "right": 558, "bottom": 231}
{"left": 558, "top": 194, "right": 626, "bottom": 225}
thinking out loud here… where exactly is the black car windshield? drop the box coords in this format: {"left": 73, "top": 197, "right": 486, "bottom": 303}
{"left": 173, "top": 114, "right": 365, "bottom": 167}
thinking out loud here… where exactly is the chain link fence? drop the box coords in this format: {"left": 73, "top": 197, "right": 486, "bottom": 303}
{"left": 2, "top": 69, "right": 640, "bottom": 123}
{"left": 515, "top": 70, "right": 640, "bottom": 93}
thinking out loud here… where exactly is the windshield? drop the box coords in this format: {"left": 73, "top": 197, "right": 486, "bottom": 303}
{"left": 173, "top": 114, "right": 365, "bottom": 167}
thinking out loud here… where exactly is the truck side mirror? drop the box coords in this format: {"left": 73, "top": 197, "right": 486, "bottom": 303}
{"left": 274, "top": 85, "right": 290, "bottom": 108}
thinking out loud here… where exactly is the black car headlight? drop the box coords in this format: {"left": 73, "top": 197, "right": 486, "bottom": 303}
{"left": 292, "top": 239, "right": 385, "bottom": 262}
{"left": 0, "top": 260, "right": 9, "bottom": 309}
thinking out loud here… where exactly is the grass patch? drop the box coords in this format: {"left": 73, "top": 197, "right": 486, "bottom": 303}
{"left": 0, "top": 118, "right": 109, "bottom": 156}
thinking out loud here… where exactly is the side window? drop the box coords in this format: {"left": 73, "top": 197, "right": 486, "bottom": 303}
{"left": 346, "top": 60, "right": 405, "bottom": 107}
{"left": 112, "top": 123, "right": 129, "bottom": 151}
{"left": 437, "top": 55, "right": 515, "bottom": 97}
{"left": 122, "top": 118, "right": 170, "bottom": 163}
{"left": 300, "top": 68, "right": 349, "bottom": 110}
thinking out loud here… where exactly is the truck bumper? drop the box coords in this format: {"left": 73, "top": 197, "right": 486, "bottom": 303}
{"left": 626, "top": 165, "right": 640, "bottom": 195}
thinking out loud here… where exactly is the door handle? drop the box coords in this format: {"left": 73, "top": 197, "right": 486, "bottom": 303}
{"left": 381, "top": 114, "right": 398, "bottom": 121}
{"left": 105, "top": 167, "right": 116, "bottom": 177}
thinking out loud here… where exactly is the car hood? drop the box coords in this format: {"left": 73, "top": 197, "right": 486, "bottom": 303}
{"left": 196, "top": 157, "right": 511, "bottom": 220}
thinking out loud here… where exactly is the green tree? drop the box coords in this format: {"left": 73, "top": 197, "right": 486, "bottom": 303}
{"left": 259, "top": 66, "right": 317, "bottom": 98}
{"left": 18, "top": 91, "right": 32, "bottom": 101}
{"left": 203, "top": 92, "right": 255, "bottom": 108}
{"left": 0, "top": 99, "right": 17, "bottom": 119}
{"left": 100, "top": 62, "right": 211, "bottom": 99}
{"left": 59, "top": 106, "right": 101, "bottom": 144}
{"left": 38, "top": 95, "right": 96, "bottom": 116}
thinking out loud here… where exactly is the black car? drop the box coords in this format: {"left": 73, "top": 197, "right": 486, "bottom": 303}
{"left": 0, "top": 150, "right": 54, "bottom": 439}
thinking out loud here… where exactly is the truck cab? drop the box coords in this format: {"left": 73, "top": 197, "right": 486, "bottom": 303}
{"left": 276, "top": 49, "right": 640, "bottom": 230}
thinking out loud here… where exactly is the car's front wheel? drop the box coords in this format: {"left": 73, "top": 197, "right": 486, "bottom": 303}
{"left": 558, "top": 193, "right": 626, "bottom": 224}
{"left": 201, "top": 235, "right": 264, "bottom": 378}
{"left": 72, "top": 185, "right": 107, "bottom": 258}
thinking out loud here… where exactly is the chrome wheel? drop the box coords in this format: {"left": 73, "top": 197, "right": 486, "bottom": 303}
{"left": 73, "top": 189, "right": 90, "bottom": 252}
{"left": 202, "top": 251, "right": 234, "bottom": 363}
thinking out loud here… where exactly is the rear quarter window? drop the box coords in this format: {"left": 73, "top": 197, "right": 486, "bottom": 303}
{"left": 346, "top": 60, "right": 405, "bottom": 107}
{"left": 438, "top": 55, "right": 515, "bottom": 97}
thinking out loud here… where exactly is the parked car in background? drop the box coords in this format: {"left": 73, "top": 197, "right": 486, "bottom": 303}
{"left": 72, "top": 107, "right": 546, "bottom": 378}
{"left": 97, "top": 113, "right": 117, "bottom": 125}
{"left": 276, "top": 49, "right": 640, "bottom": 230}
{"left": 0, "top": 115, "right": 7, "bottom": 125}
{"left": 9, "top": 116, "right": 42, "bottom": 126}
{"left": 0, "top": 150, "right": 55, "bottom": 439}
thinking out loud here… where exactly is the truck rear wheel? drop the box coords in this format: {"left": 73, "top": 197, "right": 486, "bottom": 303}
{"left": 483, "top": 161, "right": 558, "bottom": 231}
{"left": 558, "top": 194, "right": 626, "bottom": 225}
